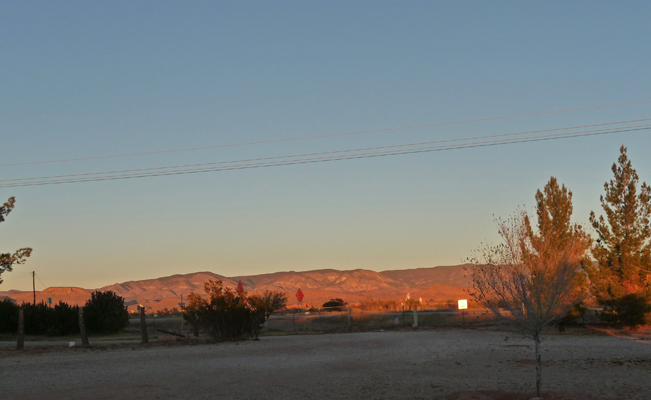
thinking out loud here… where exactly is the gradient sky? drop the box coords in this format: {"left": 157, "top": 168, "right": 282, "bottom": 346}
{"left": 1, "top": 1, "right": 650, "bottom": 291}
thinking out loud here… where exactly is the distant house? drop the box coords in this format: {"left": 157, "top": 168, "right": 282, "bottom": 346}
{"left": 0, "top": 296, "right": 17, "bottom": 303}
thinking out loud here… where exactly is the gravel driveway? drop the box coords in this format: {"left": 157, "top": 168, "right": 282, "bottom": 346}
{"left": 1, "top": 328, "right": 649, "bottom": 400}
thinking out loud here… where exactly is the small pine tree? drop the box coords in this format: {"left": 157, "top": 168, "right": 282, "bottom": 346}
{"left": 525, "top": 177, "right": 592, "bottom": 256}
{"left": 525, "top": 177, "right": 592, "bottom": 320}
{"left": 588, "top": 146, "right": 651, "bottom": 328}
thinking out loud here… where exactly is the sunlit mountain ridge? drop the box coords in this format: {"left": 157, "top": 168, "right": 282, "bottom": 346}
{"left": 0, "top": 265, "right": 472, "bottom": 311}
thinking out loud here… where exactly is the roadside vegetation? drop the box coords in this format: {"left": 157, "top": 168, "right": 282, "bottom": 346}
{"left": 0, "top": 290, "right": 128, "bottom": 337}
{"left": 181, "top": 279, "right": 287, "bottom": 341}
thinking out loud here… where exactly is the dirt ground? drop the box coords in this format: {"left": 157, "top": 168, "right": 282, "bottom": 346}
{"left": 1, "top": 327, "right": 649, "bottom": 400}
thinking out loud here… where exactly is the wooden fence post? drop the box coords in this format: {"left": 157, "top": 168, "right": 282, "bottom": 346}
{"left": 17, "top": 307, "right": 24, "bottom": 350}
{"left": 140, "top": 307, "right": 148, "bottom": 344}
{"left": 78, "top": 306, "right": 89, "bottom": 347}
{"left": 347, "top": 304, "right": 351, "bottom": 330}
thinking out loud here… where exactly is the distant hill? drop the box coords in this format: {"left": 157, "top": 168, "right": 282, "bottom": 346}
{"left": 0, "top": 265, "right": 471, "bottom": 312}
{"left": 380, "top": 264, "right": 472, "bottom": 288}
{"left": 0, "top": 287, "right": 93, "bottom": 307}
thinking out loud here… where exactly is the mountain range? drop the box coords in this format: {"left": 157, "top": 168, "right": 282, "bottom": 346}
{"left": 0, "top": 265, "right": 472, "bottom": 312}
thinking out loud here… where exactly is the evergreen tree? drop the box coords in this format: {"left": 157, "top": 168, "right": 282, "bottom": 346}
{"left": 525, "top": 177, "right": 592, "bottom": 330}
{"left": 525, "top": 176, "right": 591, "bottom": 255}
{"left": 589, "top": 146, "right": 651, "bottom": 327}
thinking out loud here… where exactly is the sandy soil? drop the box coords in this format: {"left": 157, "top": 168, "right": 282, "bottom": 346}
{"left": 0, "top": 328, "right": 649, "bottom": 400}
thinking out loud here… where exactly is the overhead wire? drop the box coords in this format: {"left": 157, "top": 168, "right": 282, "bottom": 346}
{"left": 2, "top": 124, "right": 649, "bottom": 188}
{"left": 35, "top": 273, "right": 47, "bottom": 290}
{"left": 2, "top": 99, "right": 650, "bottom": 168}
{"left": 2, "top": 119, "right": 650, "bottom": 185}
{"left": 1, "top": 272, "right": 34, "bottom": 283}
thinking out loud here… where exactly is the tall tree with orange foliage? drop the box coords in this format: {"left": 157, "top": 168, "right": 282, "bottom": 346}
{"left": 589, "top": 146, "right": 651, "bottom": 328}
{"left": 525, "top": 177, "right": 592, "bottom": 313}
{"left": 469, "top": 177, "right": 590, "bottom": 397}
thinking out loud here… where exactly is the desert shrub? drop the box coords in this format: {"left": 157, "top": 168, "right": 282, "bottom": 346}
{"left": 182, "top": 280, "right": 286, "bottom": 341}
{"left": 600, "top": 294, "right": 651, "bottom": 329}
{"left": 84, "top": 291, "right": 129, "bottom": 334}
{"left": 0, "top": 299, "right": 19, "bottom": 333}
{"left": 356, "top": 299, "right": 399, "bottom": 312}
{"left": 248, "top": 290, "right": 287, "bottom": 321}
{"left": 154, "top": 307, "right": 180, "bottom": 317}
{"left": 427, "top": 300, "right": 459, "bottom": 310}
{"left": 322, "top": 298, "right": 347, "bottom": 311}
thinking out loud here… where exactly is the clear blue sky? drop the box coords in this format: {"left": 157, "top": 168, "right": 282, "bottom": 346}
{"left": 2, "top": 1, "right": 650, "bottom": 291}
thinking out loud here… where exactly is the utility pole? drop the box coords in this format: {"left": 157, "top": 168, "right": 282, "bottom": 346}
{"left": 32, "top": 271, "right": 36, "bottom": 305}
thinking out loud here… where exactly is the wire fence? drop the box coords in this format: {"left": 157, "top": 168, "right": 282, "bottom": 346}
{"left": 263, "top": 308, "right": 495, "bottom": 334}
{"left": 263, "top": 305, "right": 606, "bottom": 334}
{"left": 125, "top": 306, "right": 605, "bottom": 338}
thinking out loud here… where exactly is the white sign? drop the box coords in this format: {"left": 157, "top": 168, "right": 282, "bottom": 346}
{"left": 458, "top": 299, "right": 468, "bottom": 310}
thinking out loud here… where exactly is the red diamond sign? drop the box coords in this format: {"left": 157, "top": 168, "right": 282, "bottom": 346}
{"left": 296, "top": 288, "right": 304, "bottom": 303}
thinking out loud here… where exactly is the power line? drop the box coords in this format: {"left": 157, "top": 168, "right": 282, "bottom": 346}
{"left": 2, "top": 99, "right": 650, "bottom": 168}
{"left": 1, "top": 273, "right": 34, "bottom": 283}
{"left": 3, "top": 119, "right": 650, "bottom": 184}
{"left": 2, "top": 125, "right": 648, "bottom": 188}
{"left": 35, "top": 273, "right": 47, "bottom": 290}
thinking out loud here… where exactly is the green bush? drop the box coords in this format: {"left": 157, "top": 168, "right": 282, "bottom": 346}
{"left": 84, "top": 291, "right": 129, "bottom": 334}
{"left": 48, "top": 301, "right": 80, "bottom": 336}
{"left": 600, "top": 294, "right": 651, "bottom": 329}
{"left": 0, "top": 300, "right": 80, "bottom": 336}
{"left": 23, "top": 302, "right": 50, "bottom": 335}
{"left": 0, "top": 299, "right": 18, "bottom": 333}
